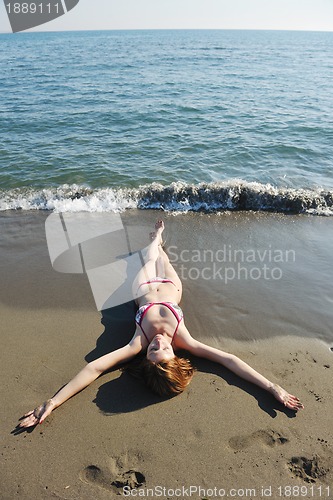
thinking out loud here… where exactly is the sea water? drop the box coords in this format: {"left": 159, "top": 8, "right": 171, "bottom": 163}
{"left": 0, "top": 29, "right": 332, "bottom": 214}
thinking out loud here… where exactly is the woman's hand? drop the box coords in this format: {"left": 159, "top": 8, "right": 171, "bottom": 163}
{"left": 270, "top": 384, "right": 304, "bottom": 411}
{"left": 18, "top": 399, "right": 55, "bottom": 428}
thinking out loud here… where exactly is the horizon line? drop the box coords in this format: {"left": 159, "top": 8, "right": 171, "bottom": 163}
{"left": 1, "top": 27, "right": 333, "bottom": 35}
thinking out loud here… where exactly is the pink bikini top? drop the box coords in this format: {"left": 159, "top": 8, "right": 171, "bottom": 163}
{"left": 135, "top": 302, "right": 183, "bottom": 344}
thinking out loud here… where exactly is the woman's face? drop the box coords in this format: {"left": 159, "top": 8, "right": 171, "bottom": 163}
{"left": 146, "top": 334, "right": 175, "bottom": 363}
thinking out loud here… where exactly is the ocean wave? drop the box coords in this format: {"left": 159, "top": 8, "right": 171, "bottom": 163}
{"left": 0, "top": 181, "right": 332, "bottom": 216}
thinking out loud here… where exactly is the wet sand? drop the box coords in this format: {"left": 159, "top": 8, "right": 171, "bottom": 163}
{"left": 1, "top": 209, "right": 332, "bottom": 499}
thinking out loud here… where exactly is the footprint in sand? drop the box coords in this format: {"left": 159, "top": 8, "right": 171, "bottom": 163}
{"left": 229, "top": 429, "right": 289, "bottom": 451}
{"left": 288, "top": 455, "right": 329, "bottom": 483}
{"left": 80, "top": 464, "right": 145, "bottom": 492}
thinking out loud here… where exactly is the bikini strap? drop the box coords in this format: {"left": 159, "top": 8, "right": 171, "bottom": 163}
{"left": 171, "top": 320, "right": 182, "bottom": 344}
{"left": 159, "top": 302, "right": 183, "bottom": 342}
{"left": 136, "top": 303, "right": 155, "bottom": 343}
{"left": 139, "top": 325, "right": 150, "bottom": 344}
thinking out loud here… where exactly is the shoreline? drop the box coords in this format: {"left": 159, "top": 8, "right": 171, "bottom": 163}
{"left": 1, "top": 209, "right": 333, "bottom": 342}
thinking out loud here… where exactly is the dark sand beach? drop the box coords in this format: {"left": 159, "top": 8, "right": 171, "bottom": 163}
{"left": 1, "top": 209, "right": 332, "bottom": 499}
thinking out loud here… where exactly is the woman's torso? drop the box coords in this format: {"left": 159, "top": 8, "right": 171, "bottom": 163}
{"left": 135, "top": 281, "right": 183, "bottom": 344}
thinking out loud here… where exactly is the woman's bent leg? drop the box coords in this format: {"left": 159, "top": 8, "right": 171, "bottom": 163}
{"left": 157, "top": 245, "right": 182, "bottom": 298}
{"left": 132, "top": 221, "right": 165, "bottom": 298}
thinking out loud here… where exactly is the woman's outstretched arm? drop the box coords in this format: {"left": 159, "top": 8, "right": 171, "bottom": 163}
{"left": 18, "top": 335, "right": 142, "bottom": 428}
{"left": 176, "top": 329, "right": 304, "bottom": 411}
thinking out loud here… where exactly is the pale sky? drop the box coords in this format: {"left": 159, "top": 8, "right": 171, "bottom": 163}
{"left": 1, "top": 0, "right": 333, "bottom": 33}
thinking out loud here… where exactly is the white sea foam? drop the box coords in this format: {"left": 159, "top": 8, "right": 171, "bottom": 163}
{"left": 0, "top": 181, "right": 332, "bottom": 216}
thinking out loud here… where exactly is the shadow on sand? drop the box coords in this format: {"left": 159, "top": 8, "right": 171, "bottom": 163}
{"left": 83, "top": 301, "right": 297, "bottom": 418}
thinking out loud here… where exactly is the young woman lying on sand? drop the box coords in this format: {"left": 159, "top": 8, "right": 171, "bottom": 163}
{"left": 19, "top": 220, "right": 303, "bottom": 428}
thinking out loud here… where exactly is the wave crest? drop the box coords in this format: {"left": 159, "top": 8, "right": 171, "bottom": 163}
{"left": 0, "top": 180, "right": 332, "bottom": 216}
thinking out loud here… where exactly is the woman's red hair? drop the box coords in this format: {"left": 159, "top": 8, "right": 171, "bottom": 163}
{"left": 123, "top": 355, "right": 195, "bottom": 397}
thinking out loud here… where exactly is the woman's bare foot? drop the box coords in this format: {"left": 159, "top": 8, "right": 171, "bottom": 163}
{"left": 149, "top": 220, "right": 165, "bottom": 245}
{"left": 155, "top": 220, "right": 164, "bottom": 244}
{"left": 270, "top": 384, "right": 304, "bottom": 411}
